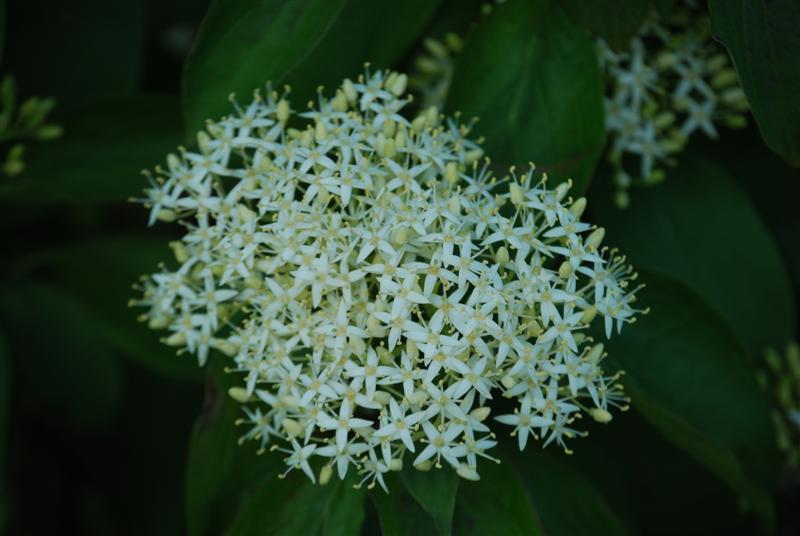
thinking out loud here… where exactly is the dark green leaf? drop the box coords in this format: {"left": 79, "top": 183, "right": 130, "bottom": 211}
{"left": 228, "top": 467, "right": 365, "bottom": 536}
{"left": 41, "top": 235, "right": 202, "bottom": 381}
{"left": 186, "top": 358, "right": 281, "bottom": 536}
{"left": 446, "top": 0, "right": 605, "bottom": 194}
{"left": 183, "top": 0, "right": 347, "bottom": 135}
{"left": 514, "top": 448, "right": 626, "bottom": 536}
{"left": 370, "top": 476, "right": 438, "bottom": 536}
{"left": 400, "top": 468, "right": 459, "bottom": 534}
{"left": 563, "top": 0, "right": 650, "bottom": 50}
{"left": 183, "top": 0, "right": 442, "bottom": 135}
{"left": 0, "top": 96, "right": 184, "bottom": 204}
{"left": 591, "top": 154, "right": 795, "bottom": 356}
{"left": 710, "top": 0, "right": 800, "bottom": 164}
{"left": 453, "top": 459, "right": 544, "bottom": 535}
{"left": 0, "top": 283, "right": 124, "bottom": 429}
{"left": 604, "top": 272, "right": 777, "bottom": 523}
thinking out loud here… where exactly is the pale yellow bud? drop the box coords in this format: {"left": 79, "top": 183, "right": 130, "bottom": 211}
{"left": 156, "top": 209, "right": 177, "bottom": 222}
{"left": 237, "top": 204, "right": 256, "bottom": 222}
{"left": 300, "top": 128, "right": 313, "bottom": 148}
{"left": 332, "top": 90, "right": 348, "bottom": 112}
{"left": 469, "top": 406, "right": 491, "bottom": 422}
{"left": 282, "top": 418, "right": 302, "bottom": 437}
{"left": 495, "top": 246, "right": 509, "bottom": 266}
{"left": 509, "top": 182, "right": 524, "bottom": 205}
{"left": 585, "top": 227, "right": 605, "bottom": 251}
{"left": 393, "top": 227, "right": 408, "bottom": 245}
{"left": 424, "top": 106, "right": 439, "bottom": 128}
{"left": 197, "top": 131, "right": 211, "bottom": 152}
{"left": 383, "top": 119, "right": 396, "bottom": 138}
{"left": 580, "top": 306, "right": 597, "bottom": 324}
{"left": 501, "top": 374, "right": 516, "bottom": 389}
{"left": 586, "top": 343, "right": 604, "bottom": 363}
{"left": 319, "top": 464, "right": 333, "bottom": 485}
{"left": 373, "top": 391, "right": 392, "bottom": 406}
{"left": 389, "top": 458, "right": 404, "bottom": 471}
{"left": 276, "top": 99, "right": 290, "bottom": 122}
{"left": 411, "top": 114, "right": 427, "bottom": 133}
{"left": 342, "top": 78, "right": 357, "bottom": 103}
{"left": 447, "top": 194, "right": 460, "bottom": 214}
{"left": 389, "top": 73, "right": 408, "bottom": 96}
{"left": 445, "top": 161, "right": 458, "bottom": 184}
{"left": 394, "top": 128, "right": 407, "bottom": 149}
{"left": 164, "top": 332, "right": 186, "bottom": 346}
{"left": 228, "top": 387, "right": 250, "bottom": 403}
{"left": 569, "top": 197, "right": 586, "bottom": 219}
{"left": 589, "top": 408, "right": 613, "bottom": 423}
{"left": 315, "top": 120, "right": 327, "bottom": 141}
{"left": 415, "top": 460, "right": 433, "bottom": 471}
{"left": 465, "top": 148, "right": 484, "bottom": 164}
{"left": 457, "top": 464, "right": 480, "bottom": 481}
{"left": 169, "top": 241, "right": 189, "bottom": 263}
{"left": 166, "top": 153, "right": 181, "bottom": 173}
{"left": 558, "top": 261, "right": 573, "bottom": 279}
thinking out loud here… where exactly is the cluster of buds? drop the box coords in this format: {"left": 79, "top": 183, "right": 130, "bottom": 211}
{"left": 600, "top": 5, "right": 748, "bottom": 207}
{"left": 0, "top": 75, "right": 63, "bottom": 176}
{"left": 134, "top": 69, "right": 641, "bottom": 491}
{"left": 760, "top": 343, "right": 800, "bottom": 470}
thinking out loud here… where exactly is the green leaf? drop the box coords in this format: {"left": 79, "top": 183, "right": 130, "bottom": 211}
{"left": 446, "top": 0, "right": 605, "bottom": 194}
{"left": 38, "top": 235, "right": 202, "bottom": 381}
{"left": 400, "top": 468, "right": 459, "bottom": 534}
{"left": 514, "top": 448, "right": 626, "bottom": 536}
{"left": 228, "top": 468, "right": 365, "bottom": 536}
{"left": 453, "top": 459, "right": 544, "bottom": 536}
{"left": 183, "top": 0, "right": 442, "bottom": 135}
{"left": 0, "top": 96, "right": 184, "bottom": 204}
{"left": 369, "top": 476, "right": 438, "bottom": 536}
{"left": 562, "top": 0, "right": 650, "bottom": 50}
{"left": 604, "top": 272, "right": 778, "bottom": 523}
{"left": 183, "top": 0, "right": 347, "bottom": 135}
{"left": 0, "top": 283, "right": 124, "bottom": 429}
{"left": 710, "top": 0, "right": 800, "bottom": 165}
{"left": 591, "top": 154, "right": 795, "bottom": 356}
{"left": 186, "top": 357, "right": 281, "bottom": 536}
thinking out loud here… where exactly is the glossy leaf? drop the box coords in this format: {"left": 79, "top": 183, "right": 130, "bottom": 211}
{"left": 0, "top": 96, "right": 184, "bottom": 204}
{"left": 710, "top": 0, "right": 800, "bottom": 164}
{"left": 370, "top": 476, "right": 438, "bottom": 536}
{"left": 591, "top": 154, "right": 795, "bottom": 356}
{"left": 186, "top": 358, "right": 281, "bottom": 536}
{"left": 514, "top": 448, "right": 626, "bottom": 536}
{"left": 562, "top": 0, "right": 650, "bottom": 50}
{"left": 400, "top": 468, "right": 459, "bottom": 535}
{"left": 228, "top": 469, "right": 365, "bottom": 536}
{"left": 453, "top": 459, "right": 543, "bottom": 535}
{"left": 604, "top": 272, "right": 778, "bottom": 523}
{"left": 446, "top": 0, "right": 605, "bottom": 194}
{"left": 183, "top": 0, "right": 442, "bottom": 135}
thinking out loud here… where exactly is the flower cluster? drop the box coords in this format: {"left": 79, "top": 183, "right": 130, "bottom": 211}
{"left": 134, "top": 69, "right": 641, "bottom": 491}
{"left": 601, "top": 5, "right": 748, "bottom": 207}
{"left": 408, "top": 34, "right": 462, "bottom": 111}
{"left": 760, "top": 343, "right": 800, "bottom": 470}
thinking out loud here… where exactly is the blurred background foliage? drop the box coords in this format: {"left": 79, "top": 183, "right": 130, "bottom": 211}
{"left": 0, "top": 0, "right": 798, "bottom": 534}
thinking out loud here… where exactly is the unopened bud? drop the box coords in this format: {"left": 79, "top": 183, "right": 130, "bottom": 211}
{"left": 319, "top": 464, "right": 333, "bottom": 485}
{"left": 585, "top": 227, "right": 605, "bottom": 251}
{"left": 569, "top": 197, "right": 586, "bottom": 219}
{"left": 469, "top": 406, "right": 491, "bottom": 422}
{"left": 501, "top": 374, "right": 516, "bottom": 389}
{"left": 276, "top": 99, "right": 290, "bottom": 122}
{"left": 389, "top": 458, "right": 403, "bottom": 471}
{"left": 282, "top": 418, "right": 302, "bottom": 437}
{"left": 580, "top": 306, "right": 597, "bottom": 324}
{"left": 509, "top": 182, "right": 524, "bottom": 205}
{"left": 228, "top": 387, "right": 250, "bottom": 403}
{"left": 445, "top": 161, "right": 458, "bottom": 184}
{"left": 342, "top": 79, "right": 357, "bottom": 104}
{"left": 495, "top": 246, "right": 509, "bottom": 265}
{"left": 589, "top": 408, "right": 613, "bottom": 423}
{"left": 558, "top": 261, "right": 572, "bottom": 279}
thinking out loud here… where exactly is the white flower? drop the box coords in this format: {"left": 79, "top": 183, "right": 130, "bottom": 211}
{"left": 135, "top": 69, "right": 642, "bottom": 489}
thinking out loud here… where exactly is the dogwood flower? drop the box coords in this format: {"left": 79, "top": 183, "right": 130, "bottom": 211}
{"left": 134, "top": 68, "right": 642, "bottom": 490}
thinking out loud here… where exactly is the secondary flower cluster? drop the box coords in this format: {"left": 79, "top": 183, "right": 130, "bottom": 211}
{"left": 760, "top": 343, "right": 800, "bottom": 470}
{"left": 135, "top": 70, "right": 641, "bottom": 491}
{"left": 601, "top": 5, "right": 748, "bottom": 207}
